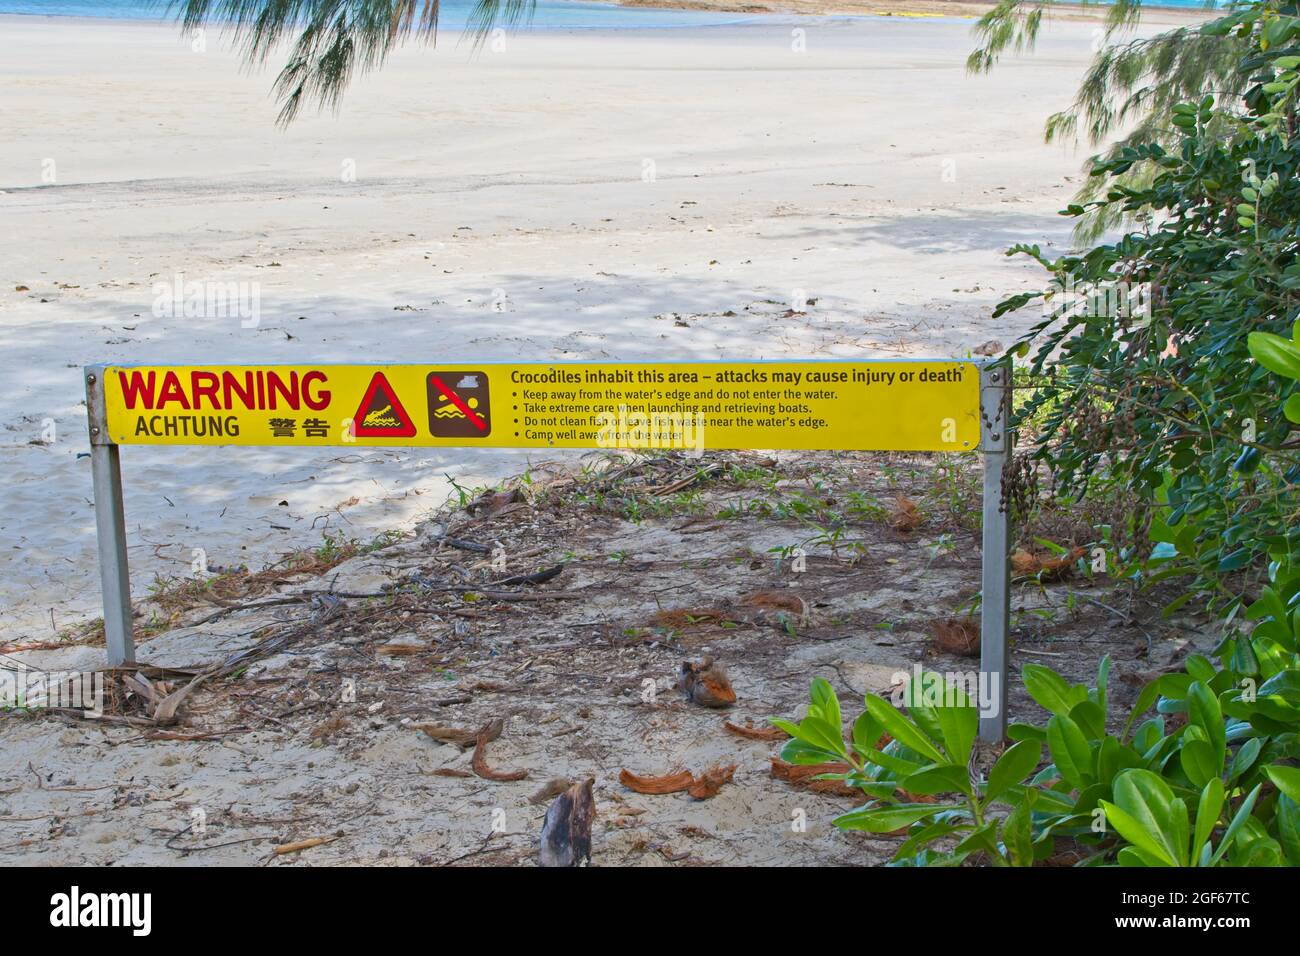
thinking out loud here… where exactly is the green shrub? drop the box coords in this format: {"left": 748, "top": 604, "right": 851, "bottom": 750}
{"left": 783, "top": 3, "right": 1300, "bottom": 866}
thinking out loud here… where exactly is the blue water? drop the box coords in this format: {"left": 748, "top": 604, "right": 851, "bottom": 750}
{"left": 0, "top": 0, "right": 1230, "bottom": 25}
{"left": 0, "top": 0, "right": 765, "bottom": 29}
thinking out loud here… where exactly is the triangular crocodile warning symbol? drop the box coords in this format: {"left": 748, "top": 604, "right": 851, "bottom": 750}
{"left": 351, "top": 372, "right": 417, "bottom": 438}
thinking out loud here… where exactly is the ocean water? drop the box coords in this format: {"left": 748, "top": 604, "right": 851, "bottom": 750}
{"left": 0, "top": 0, "right": 1225, "bottom": 27}
{"left": 0, "top": 0, "right": 764, "bottom": 29}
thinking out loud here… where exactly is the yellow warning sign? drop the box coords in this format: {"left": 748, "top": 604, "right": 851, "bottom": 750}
{"left": 99, "top": 361, "right": 982, "bottom": 451}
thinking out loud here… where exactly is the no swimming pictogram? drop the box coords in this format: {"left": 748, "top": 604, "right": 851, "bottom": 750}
{"left": 427, "top": 371, "right": 491, "bottom": 438}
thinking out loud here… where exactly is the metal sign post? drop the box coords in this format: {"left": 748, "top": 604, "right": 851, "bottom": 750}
{"left": 978, "top": 363, "right": 1012, "bottom": 742}
{"left": 80, "top": 358, "right": 1014, "bottom": 739}
{"left": 85, "top": 365, "right": 135, "bottom": 667}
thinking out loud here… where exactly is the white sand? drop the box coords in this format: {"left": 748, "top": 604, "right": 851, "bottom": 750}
{"left": 0, "top": 12, "right": 1174, "bottom": 640}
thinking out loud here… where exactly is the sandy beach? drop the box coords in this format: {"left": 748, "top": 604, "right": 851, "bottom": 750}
{"left": 0, "top": 9, "right": 1199, "bottom": 643}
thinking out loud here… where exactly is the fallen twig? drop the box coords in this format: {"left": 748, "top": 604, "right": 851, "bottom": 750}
{"left": 471, "top": 726, "right": 529, "bottom": 782}
{"left": 485, "top": 564, "right": 565, "bottom": 588}
{"left": 723, "top": 720, "right": 789, "bottom": 742}
{"left": 273, "top": 836, "right": 335, "bottom": 855}
{"left": 415, "top": 717, "right": 502, "bottom": 748}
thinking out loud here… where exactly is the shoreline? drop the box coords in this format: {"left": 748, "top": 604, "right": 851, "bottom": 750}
{"left": 0, "top": 1, "right": 1215, "bottom": 27}
{"left": 614, "top": 0, "right": 1212, "bottom": 23}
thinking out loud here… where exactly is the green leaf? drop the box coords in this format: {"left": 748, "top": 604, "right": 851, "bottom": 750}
{"left": 1021, "top": 664, "right": 1086, "bottom": 716}
{"left": 1070, "top": 699, "right": 1106, "bottom": 740}
{"left": 1229, "top": 736, "right": 1262, "bottom": 782}
{"left": 1285, "top": 394, "right": 1300, "bottom": 424}
{"left": 1192, "top": 777, "right": 1224, "bottom": 865}
{"left": 1008, "top": 722, "right": 1046, "bottom": 742}
{"left": 779, "top": 737, "right": 843, "bottom": 766}
{"left": 1187, "top": 681, "right": 1226, "bottom": 774}
{"left": 1180, "top": 738, "right": 1218, "bottom": 788}
{"left": 1248, "top": 331, "right": 1300, "bottom": 381}
{"left": 902, "top": 763, "right": 971, "bottom": 797}
{"left": 954, "top": 821, "right": 1001, "bottom": 860}
{"left": 1095, "top": 735, "right": 1121, "bottom": 783}
{"left": 985, "top": 739, "right": 1042, "bottom": 803}
{"left": 1109, "top": 769, "right": 1188, "bottom": 867}
{"left": 894, "top": 817, "right": 971, "bottom": 861}
{"left": 1122, "top": 680, "right": 1161, "bottom": 741}
{"left": 1209, "top": 784, "right": 1263, "bottom": 866}
{"left": 851, "top": 709, "right": 884, "bottom": 756}
{"left": 1264, "top": 764, "right": 1300, "bottom": 802}
{"left": 1277, "top": 795, "right": 1300, "bottom": 866}
{"left": 1002, "top": 790, "right": 1037, "bottom": 866}
{"left": 862, "top": 693, "right": 946, "bottom": 765}
{"left": 1218, "top": 549, "right": 1253, "bottom": 572}
{"left": 808, "top": 677, "right": 842, "bottom": 736}
{"left": 932, "top": 690, "right": 978, "bottom": 766}
{"left": 1101, "top": 799, "right": 1177, "bottom": 866}
{"left": 771, "top": 717, "right": 844, "bottom": 760}
{"left": 1233, "top": 446, "right": 1262, "bottom": 474}
{"left": 1233, "top": 833, "right": 1283, "bottom": 866}
{"left": 1046, "top": 714, "right": 1094, "bottom": 790}
{"left": 834, "top": 802, "right": 949, "bottom": 833}
{"left": 1116, "top": 845, "right": 1157, "bottom": 867}
{"left": 862, "top": 742, "right": 929, "bottom": 778}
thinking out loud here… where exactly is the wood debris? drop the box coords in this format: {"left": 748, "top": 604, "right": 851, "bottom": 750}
{"left": 619, "top": 765, "right": 737, "bottom": 800}
{"left": 654, "top": 592, "right": 809, "bottom": 632}
{"left": 618, "top": 769, "right": 695, "bottom": 795}
{"left": 528, "top": 778, "right": 574, "bottom": 806}
{"left": 742, "top": 590, "right": 807, "bottom": 616}
{"left": 770, "top": 757, "right": 864, "bottom": 801}
{"left": 538, "top": 778, "right": 595, "bottom": 867}
{"left": 377, "top": 644, "right": 425, "bottom": 656}
{"left": 1011, "top": 546, "right": 1086, "bottom": 582}
{"left": 723, "top": 719, "right": 788, "bottom": 742}
{"left": 929, "top": 618, "right": 981, "bottom": 657}
{"left": 890, "top": 495, "right": 922, "bottom": 531}
{"left": 311, "top": 714, "right": 346, "bottom": 740}
{"left": 743, "top": 589, "right": 811, "bottom": 629}
{"left": 686, "top": 764, "right": 736, "bottom": 800}
{"left": 471, "top": 724, "right": 528, "bottom": 782}
{"left": 469, "top": 487, "right": 522, "bottom": 518}
{"left": 652, "top": 607, "right": 745, "bottom": 628}
{"left": 273, "top": 836, "right": 331, "bottom": 855}
{"left": 414, "top": 717, "right": 503, "bottom": 748}
{"left": 678, "top": 656, "right": 736, "bottom": 708}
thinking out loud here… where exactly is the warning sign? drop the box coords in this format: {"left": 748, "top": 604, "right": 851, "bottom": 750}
{"left": 99, "top": 361, "right": 983, "bottom": 451}
{"left": 427, "top": 371, "right": 490, "bottom": 438}
{"left": 352, "top": 372, "right": 416, "bottom": 438}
